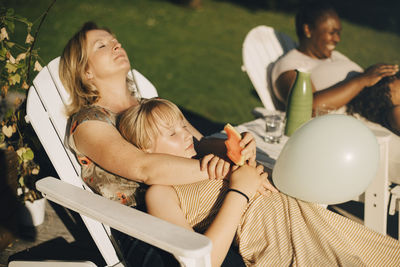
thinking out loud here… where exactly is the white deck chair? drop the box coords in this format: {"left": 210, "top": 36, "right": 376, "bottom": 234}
{"left": 242, "top": 25, "right": 296, "bottom": 114}
{"left": 12, "top": 57, "right": 212, "bottom": 266}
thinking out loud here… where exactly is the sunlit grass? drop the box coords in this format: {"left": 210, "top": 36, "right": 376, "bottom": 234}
{"left": 7, "top": 0, "right": 400, "bottom": 125}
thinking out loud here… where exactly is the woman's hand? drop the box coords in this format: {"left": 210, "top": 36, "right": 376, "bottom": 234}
{"left": 240, "top": 132, "right": 257, "bottom": 165}
{"left": 361, "top": 63, "right": 399, "bottom": 88}
{"left": 200, "top": 154, "right": 231, "bottom": 180}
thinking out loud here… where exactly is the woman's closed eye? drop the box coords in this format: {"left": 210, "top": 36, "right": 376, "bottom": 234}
{"left": 95, "top": 42, "right": 106, "bottom": 49}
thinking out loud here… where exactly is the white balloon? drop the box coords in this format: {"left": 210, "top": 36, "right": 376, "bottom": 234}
{"left": 272, "top": 114, "right": 379, "bottom": 205}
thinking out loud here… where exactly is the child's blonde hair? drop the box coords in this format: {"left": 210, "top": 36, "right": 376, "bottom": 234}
{"left": 118, "top": 98, "right": 185, "bottom": 150}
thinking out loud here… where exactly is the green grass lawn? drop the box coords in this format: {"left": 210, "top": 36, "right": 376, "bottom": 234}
{"left": 5, "top": 0, "right": 400, "bottom": 128}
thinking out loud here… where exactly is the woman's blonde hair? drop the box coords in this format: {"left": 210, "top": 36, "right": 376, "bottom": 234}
{"left": 118, "top": 98, "right": 185, "bottom": 151}
{"left": 59, "top": 22, "right": 137, "bottom": 116}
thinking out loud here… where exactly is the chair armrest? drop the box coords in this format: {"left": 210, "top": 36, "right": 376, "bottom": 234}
{"left": 36, "top": 177, "right": 212, "bottom": 261}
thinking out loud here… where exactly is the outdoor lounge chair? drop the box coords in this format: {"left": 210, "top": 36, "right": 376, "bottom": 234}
{"left": 241, "top": 25, "right": 296, "bottom": 114}
{"left": 10, "top": 57, "right": 212, "bottom": 266}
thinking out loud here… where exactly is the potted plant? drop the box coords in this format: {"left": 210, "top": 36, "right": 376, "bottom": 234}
{"left": 0, "top": 2, "right": 55, "bottom": 236}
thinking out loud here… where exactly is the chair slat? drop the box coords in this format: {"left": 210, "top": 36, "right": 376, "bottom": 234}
{"left": 242, "top": 25, "right": 296, "bottom": 111}
{"left": 47, "top": 57, "right": 72, "bottom": 105}
{"left": 130, "top": 70, "right": 158, "bottom": 99}
{"left": 26, "top": 87, "right": 80, "bottom": 186}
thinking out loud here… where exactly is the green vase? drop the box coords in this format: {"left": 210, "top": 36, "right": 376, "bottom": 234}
{"left": 284, "top": 69, "right": 313, "bottom": 136}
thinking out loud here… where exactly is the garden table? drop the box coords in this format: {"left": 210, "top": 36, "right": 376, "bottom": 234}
{"left": 211, "top": 116, "right": 396, "bottom": 238}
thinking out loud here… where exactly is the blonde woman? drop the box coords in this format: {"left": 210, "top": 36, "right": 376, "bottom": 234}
{"left": 60, "top": 22, "right": 257, "bottom": 207}
{"left": 119, "top": 98, "right": 400, "bottom": 267}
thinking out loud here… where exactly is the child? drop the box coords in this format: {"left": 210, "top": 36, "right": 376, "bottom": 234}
{"left": 347, "top": 71, "right": 400, "bottom": 135}
{"left": 118, "top": 98, "right": 400, "bottom": 267}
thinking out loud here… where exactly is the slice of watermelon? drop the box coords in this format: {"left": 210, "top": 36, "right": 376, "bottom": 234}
{"left": 224, "top": 123, "right": 245, "bottom": 166}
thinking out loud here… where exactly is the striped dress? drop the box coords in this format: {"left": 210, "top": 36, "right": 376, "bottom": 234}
{"left": 173, "top": 180, "right": 400, "bottom": 266}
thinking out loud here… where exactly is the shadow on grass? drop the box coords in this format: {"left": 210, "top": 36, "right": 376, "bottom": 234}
{"left": 214, "top": 0, "right": 400, "bottom": 34}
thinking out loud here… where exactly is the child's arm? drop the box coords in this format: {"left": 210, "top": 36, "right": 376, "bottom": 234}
{"left": 146, "top": 164, "right": 265, "bottom": 267}
{"left": 145, "top": 185, "right": 193, "bottom": 230}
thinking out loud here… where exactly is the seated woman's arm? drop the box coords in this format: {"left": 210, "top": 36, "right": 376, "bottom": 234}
{"left": 274, "top": 64, "right": 399, "bottom": 110}
{"left": 391, "top": 106, "right": 400, "bottom": 134}
{"left": 73, "top": 120, "right": 210, "bottom": 185}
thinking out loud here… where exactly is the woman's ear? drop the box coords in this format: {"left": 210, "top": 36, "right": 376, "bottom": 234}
{"left": 303, "top": 24, "right": 312, "bottom": 38}
{"left": 86, "top": 70, "right": 93, "bottom": 80}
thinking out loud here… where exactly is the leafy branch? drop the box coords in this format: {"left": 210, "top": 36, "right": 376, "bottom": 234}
{"left": 0, "top": 1, "right": 56, "bottom": 202}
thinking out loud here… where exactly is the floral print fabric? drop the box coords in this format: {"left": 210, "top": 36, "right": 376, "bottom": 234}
{"left": 66, "top": 105, "right": 147, "bottom": 207}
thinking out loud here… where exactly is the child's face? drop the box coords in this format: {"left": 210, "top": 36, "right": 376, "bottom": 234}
{"left": 149, "top": 119, "right": 196, "bottom": 158}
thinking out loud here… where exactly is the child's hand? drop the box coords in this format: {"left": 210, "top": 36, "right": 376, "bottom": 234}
{"left": 256, "top": 167, "right": 279, "bottom": 195}
{"left": 229, "top": 164, "right": 264, "bottom": 200}
{"left": 239, "top": 132, "right": 256, "bottom": 166}
{"left": 201, "top": 154, "right": 231, "bottom": 180}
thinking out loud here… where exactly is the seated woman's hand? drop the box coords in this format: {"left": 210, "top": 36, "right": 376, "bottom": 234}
{"left": 361, "top": 63, "right": 399, "bottom": 87}
{"left": 239, "top": 132, "right": 257, "bottom": 166}
{"left": 229, "top": 164, "right": 265, "bottom": 200}
{"left": 201, "top": 154, "right": 231, "bottom": 180}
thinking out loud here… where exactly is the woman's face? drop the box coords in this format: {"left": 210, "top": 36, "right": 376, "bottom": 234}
{"left": 85, "top": 29, "right": 131, "bottom": 82}
{"left": 389, "top": 76, "right": 400, "bottom": 106}
{"left": 150, "top": 119, "right": 196, "bottom": 159}
{"left": 306, "top": 13, "right": 342, "bottom": 59}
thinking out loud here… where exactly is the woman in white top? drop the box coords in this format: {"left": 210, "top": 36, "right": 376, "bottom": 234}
{"left": 271, "top": 2, "right": 398, "bottom": 111}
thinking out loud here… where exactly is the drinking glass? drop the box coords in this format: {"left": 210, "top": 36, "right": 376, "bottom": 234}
{"left": 264, "top": 111, "right": 285, "bottom": 143}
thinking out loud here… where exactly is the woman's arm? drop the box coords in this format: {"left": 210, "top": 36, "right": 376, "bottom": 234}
{"left": 390, "top": 106, "right": 400, "bottom": 134}
{"left": 146, "top": 165, "right": 265, "bottom": 267}
{"left": 73, "top": 120, "right": 210, "bottom": 185}
{"left": 274, "top": 64, "right": 399, "bottom": 110}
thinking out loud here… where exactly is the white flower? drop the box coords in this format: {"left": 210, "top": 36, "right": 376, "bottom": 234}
{"left": 7, "top": 52, "right": 16, "bottom": 64}
{"left": 17, "top": 187, "right": 23, "bottom": 196}
{"left": 0, "top": 27, "right": 9, "bottom": 41}
{"left": 16, "top": 53, "right": 27, "bottom": 63}
{"left": 2, "top": 125, "right": 13, "bottom": 138}
{"left": 25, "top": 33, "right": 34, "bottom": 44}
{"left": 22, "top": 81, "right": 29, "bottom": 90}
{"left": 32, "top": 168, "right": 39, "bottom": 175}
{"left": 16, "top": 147, "right": 26, "bottom": 158}
{"left": 34, "top": 61, "right": 42, "bottom": 72}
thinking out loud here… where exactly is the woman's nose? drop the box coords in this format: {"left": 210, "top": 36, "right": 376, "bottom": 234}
{"left": 112, "top": 40, "right": 121, "bottom": 50}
